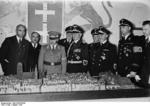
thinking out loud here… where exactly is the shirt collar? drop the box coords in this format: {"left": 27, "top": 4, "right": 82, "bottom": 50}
{"left": 74, "top": 40, "right": 79, "bottom": 43}
{"left": 50, "top": 44, "right": 57, "bottom": 49}
{"left": 32, "top": 43, "right": 38, "bottom": 48}
{"left": 16, "top": 35, "right": 22, "bottom": 42}
{"left": 124, "top": 33, "right": 130, "bottom": 40}
{"left": 102, "top": 40, "right": 107, "bottom": 44}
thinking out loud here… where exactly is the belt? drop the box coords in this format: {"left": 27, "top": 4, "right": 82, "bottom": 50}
{"left": 68, "top": 60, "right": 82, "bottom": 64}
{"left": 44, "top": 61, "right": 61, "bottom": 66}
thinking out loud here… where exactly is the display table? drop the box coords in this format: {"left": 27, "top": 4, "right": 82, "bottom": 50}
{"left": 0, "top": 88, "right": 150, "bottom": 101}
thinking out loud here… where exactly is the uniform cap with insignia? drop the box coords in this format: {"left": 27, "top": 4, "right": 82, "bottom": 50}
{"left": 65, "top": 26, "right": 73, "bottom": 33}
{"left": 120, "top": 18, "right": 134, "bottom": 28}
{"left": 98, "top": 26, "right": 111, "bottom": 35}
{"left": 48, "top": 31, "right": 61, "bottom": 40}
{"left": 72, "top": 24, "right": 85, "bottom": 33}
{"left": 91, "top": 28, "right": 99, "bottom": 35}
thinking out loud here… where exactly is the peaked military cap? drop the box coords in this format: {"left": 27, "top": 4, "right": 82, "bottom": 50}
{"left": 65, "top": 26, "right": 73, "bottom": 33}
{"left": 72, "top": 24, "right": 85, "bottom": 33}
{"left": 48, "top": 31, "right": 61, "bottom": 40}
{"left": 98, "top": 26, "right": 111, "bottom": 35}
{"left": 120, "top": 18, "right": 134, "bottom": 28}
{"left": 91, "top": 28, "right": 99, "bottom": 35}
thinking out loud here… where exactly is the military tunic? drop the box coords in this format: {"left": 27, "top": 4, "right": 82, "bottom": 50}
{"left": 38, "top": 44, "right": 66, "bottom": 75}
{"left": 89, "top": 41, "right": 117, "bottom": 76}
{"left": 117, "top": 34, "right": 144, "bottom": 77}
{"left": 67, "top": 40, "right": 89, "bottom": 73}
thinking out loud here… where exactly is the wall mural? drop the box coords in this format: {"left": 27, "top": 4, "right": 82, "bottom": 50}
{"left": 0, "top": 0, "right": 150, "bottom": 46}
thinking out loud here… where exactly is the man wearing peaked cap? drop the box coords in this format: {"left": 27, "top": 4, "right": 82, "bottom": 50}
{"left": 117, "top": 18, "right": 144, "bottom": 86}
{"left": 91, "top": 28, "right": 100, "bottom": 43}
{"left": 58, "top": 26, "right": 73, "bottom": 53}
{"left": 67, "top": 24, "right": 89, "bottom": 73}
{"left": 88, "top": 26, "right": 117, "bottom": 76}
{"left": 38, "top": 31, "right": 67, "bottom": 77}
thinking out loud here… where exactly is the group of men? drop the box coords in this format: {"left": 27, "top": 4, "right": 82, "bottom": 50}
{"left": 0, "top": 18, "right": 150, "bottom": 88}
{"left": 0, "top": 25, "right": 41, "bottom": 75}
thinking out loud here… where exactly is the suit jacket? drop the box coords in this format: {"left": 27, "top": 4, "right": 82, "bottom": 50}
{"left": 27, "top": 43, "right": 41, "bottom": 72}
{"left": 140, "top": 36, "right": 150, "bottom": 84}
{"left": 0, "top": 35, "right": 30, "bottom": 75}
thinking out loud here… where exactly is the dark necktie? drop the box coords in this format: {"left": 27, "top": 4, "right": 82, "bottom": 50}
{"left": 19, "top": 39, "right": 22, "bottom": 44}
{"left": 34, "top": 44, "right": 36, "bottom": 48}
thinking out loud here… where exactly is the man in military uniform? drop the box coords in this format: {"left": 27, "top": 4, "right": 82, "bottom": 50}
{"left": 117, "top": 19, "right": 144, "bottom": 82}
{"left": 58, "top": 26, "right": 73, "bottom": 53}
{"left": 67, "top": 24, "right": 89, "bottom": 73}
{"left": 89, "top": 26, "right": 117, "bottom": 76}
{"left": 38, "top": 31, "right": 66, "bottom": 77}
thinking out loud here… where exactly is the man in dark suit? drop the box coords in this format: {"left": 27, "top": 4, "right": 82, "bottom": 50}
{"left": 67, "top": 24, "right": 89, "bottom": 73}
{"left": 0, "top": 24, "right": 30, "bottom": 75}
{"left": 27, "top": 32, "right": 41, "bottom": 72}
{"left": 117, "top": 19, "right": 144, "bottom": 83}
{"left": 138, "top": 20, "right": 150, "bottom": 88}
{"left": 58, "top": 26, "right": 73, "bottom": 53}
{"left": 89, "top": 26, "right": 117, "bottom": 76}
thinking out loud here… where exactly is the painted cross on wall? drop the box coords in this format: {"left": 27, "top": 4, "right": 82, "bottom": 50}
{"left": 28, "top": 1, "right": 63, "bottom": 44}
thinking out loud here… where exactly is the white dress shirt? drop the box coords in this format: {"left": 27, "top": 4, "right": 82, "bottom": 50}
{"left": 16, "top": 36, "right": 22, "bottom": 43}
{"left": 32, "top": 43, "right": 38, "bottom": 48}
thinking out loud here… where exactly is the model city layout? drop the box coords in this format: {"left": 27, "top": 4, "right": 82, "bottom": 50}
{"left": 0, "top": 72, "right": 139, "bottom": 94}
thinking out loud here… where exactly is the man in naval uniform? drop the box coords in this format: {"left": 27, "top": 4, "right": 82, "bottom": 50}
{"left": 89, "top": 26, "right": 117, "bottom": 76}
{"left": 67, "top": 24, "right": 89, "bottom": 73}
{"left": 58, "top": 26, "right": 73, "bottom": 53}
{"left": 117, "top": 19, "right": 144, "bottom": 83}
{"left": 38, "top": 31, "right": 67, "bottom": 77}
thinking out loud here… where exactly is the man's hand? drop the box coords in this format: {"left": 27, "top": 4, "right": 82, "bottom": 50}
{"left": 126, "top": 71, "right": 136, "bottom": 78}
{"left": 135, "top": 75, "right": 141, "bottom": 82}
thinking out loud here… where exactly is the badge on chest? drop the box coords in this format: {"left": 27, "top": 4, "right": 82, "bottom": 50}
{"left": 74, "top": 48, "right": 81, "bottom": 53}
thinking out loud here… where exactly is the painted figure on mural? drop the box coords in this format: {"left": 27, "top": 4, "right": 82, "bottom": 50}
{"left": 65, "top": 1, "right": 113, "bottom": 31}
